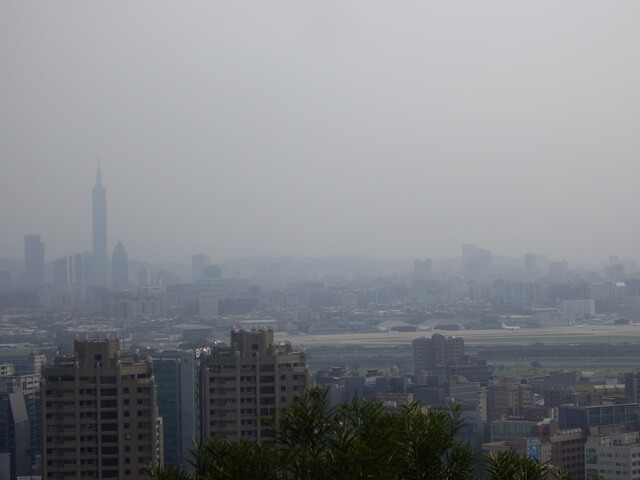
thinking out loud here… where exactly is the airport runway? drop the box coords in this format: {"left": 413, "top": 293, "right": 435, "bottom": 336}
{"left": 274, "top": 324, "right": 640, "bottom": 348}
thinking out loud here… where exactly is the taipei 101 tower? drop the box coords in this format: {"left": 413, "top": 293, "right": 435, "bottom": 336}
{"left": 92, "top": 165, "right": 107, "bottom": 286}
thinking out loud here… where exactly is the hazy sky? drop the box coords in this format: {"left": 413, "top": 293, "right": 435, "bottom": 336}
{"left": 1, "top": 2, "right": 639, "bottom": 265}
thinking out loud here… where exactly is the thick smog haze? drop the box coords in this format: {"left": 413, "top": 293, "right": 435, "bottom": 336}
{"left": 2, "top": 2, "right": 639, "bottom": 265}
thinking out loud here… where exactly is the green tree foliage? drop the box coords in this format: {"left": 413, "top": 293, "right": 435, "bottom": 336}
{"left": 188, "top": 439, "right": 279, "bottom": 480}
{"left": 397, "top": 403, "right": 474, "bottom": 480}
{"left": 147, "top": 387, "right": 570, "bottom": 480}
{"left": 483, "top": 449, "right": 573, "bottom": 480}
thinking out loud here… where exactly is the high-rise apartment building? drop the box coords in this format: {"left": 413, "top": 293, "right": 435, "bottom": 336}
{"left": 199, "top": 329, "right": 309, "bottom": 443}
{"left": 413, "top": 333, "right": 465, "bottom": 376}
{"left": 92, "top": 167, "right": 108, "bottom": 286}
{"left": 112, "top": 242, "right": 129, "bottom": 291}
{"left": 24, "top": 235, "right": 45, "bottom": 288}
{"left": 150, "top": 350, "right": 197, "bottom": 468}
{"left": 42, "top": 339, "right": 160, "bottom": 479}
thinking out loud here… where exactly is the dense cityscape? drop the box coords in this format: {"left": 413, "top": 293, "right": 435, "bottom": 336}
{"left": 3, "top": 2, "right": 640, "bottom": 479}
{"left": 2, "top": 168, "right": 640, "bottom": 479}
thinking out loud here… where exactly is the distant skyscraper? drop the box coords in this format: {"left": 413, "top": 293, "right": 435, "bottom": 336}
{"left": 192, "top": 254, "right": 209, "bottom": 283}
{"left": 24, "top": 235, "right": 44, "bottom": 288}
{"left": 112, "top": 241, "right": 129, "bottom": 290}
{"left": 138, "top": 266, "right": 152, "bottom": 286}
{"left": 462, "top": 244, "right": 491, "bottom": 279}
{"left": 53, "top": 252, "right": 93, "bottom": 297}
{"left": 53, "top": 256, "right": 70, "bottom": 289}
{"left": 92, "top": 166, "right": 108, "bottom": 286}
{"left": 605, "top": 263, "right": 624, "bottom": 283}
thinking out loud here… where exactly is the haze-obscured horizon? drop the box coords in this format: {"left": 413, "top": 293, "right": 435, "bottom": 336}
{"left": 2, "top": 2, "right": 639, "bottom": 266}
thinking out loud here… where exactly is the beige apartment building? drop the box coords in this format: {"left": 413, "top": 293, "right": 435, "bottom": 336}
{"left": 486, "top": 377, "right": 534, "bottom": 420}
{"left": 42, "top": 339, "right": 161, "bottom": 479}
{"left": 199, "top": 328, "right": 309, "bottom": 443}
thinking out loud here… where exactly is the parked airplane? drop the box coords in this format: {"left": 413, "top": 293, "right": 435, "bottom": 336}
{"left": 501, "top": 322, "right": 520, "bottom": 330}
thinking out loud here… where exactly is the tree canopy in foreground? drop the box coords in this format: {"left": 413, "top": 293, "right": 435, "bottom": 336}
{"left": 147, "top": 387, "right": 571, "bottom": 480}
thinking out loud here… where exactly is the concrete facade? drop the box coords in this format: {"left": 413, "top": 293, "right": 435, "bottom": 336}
{"left": 42, "top": 339, "right": 160, "bottom": 479}
{"left": 199, "top": 329, "right": 308, "bottom": 443}
{"left": 586, "top": 431, "right": 640, "bottom": 480}
{"left": 413, "top": 333, "right": 464, "bottom": 375}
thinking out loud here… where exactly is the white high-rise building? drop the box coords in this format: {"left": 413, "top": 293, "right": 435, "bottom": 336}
{"left": 562, "top": 299, "right": 595, "bottom": 317}
{"left": 585, "top": 431, "right": 640, "bottom": 480}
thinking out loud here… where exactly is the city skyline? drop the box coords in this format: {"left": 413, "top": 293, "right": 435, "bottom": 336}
{"left": 3, "top": 3, "right": 640, "bottom": 477}
{"left": 2, "top": 2, "right": 640, "bottom": 266}
{"left": 3, "top": 166, "right": 637, "bottom": 273}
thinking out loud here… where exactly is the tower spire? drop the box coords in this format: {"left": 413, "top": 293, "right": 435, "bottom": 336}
{"left": 92, "top": 159, "right": 107, "bottom": 286}
{"left": 96, "top": 157, "right": 102, "bottom": 184}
